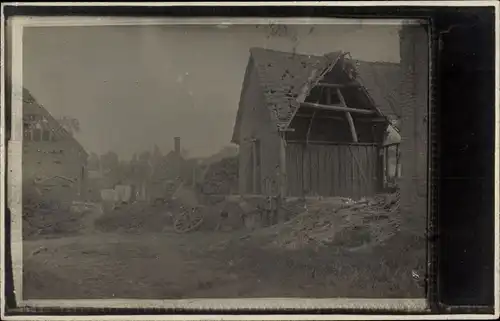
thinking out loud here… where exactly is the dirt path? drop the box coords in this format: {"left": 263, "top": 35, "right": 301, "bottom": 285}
{"left": 79, "top": 204, "right": 104, "bottom": 234}
{"left": 22, "top": 225, "right": 425, "bottom": 300}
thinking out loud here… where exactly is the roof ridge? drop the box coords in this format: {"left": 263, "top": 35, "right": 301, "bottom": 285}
{"left": 249, "top": 47, "right": 325, "bottom": 59}
{"left": 354, "top": 59, "right": 400, "bottom": 66}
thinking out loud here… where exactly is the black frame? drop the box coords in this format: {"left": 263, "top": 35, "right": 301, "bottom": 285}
{"left": 1, "top": 2, "right": 496, "bottom": 317}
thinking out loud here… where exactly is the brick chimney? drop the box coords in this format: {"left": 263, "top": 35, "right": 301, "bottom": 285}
{"left": 398, "top": 21, "right": 429, "bottom": 228}
{"left": 174, "top": 137, "right": 181, "bottom": 156}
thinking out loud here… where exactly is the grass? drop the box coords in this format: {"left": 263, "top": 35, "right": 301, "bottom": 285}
{"left": 22, "top": 195, "right": 426, "bottom": 299}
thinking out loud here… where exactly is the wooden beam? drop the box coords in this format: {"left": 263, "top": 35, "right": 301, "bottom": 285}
{"left": 345, "top": 112, "right": 358, "bottom": 142}
{"left": 287, "top": 140, "right": 377, "bottom": 146}
{"left": 279, "top": 133, "right": 287, "bottom": 198}
{"left": 252, "top": 140, "right": 258, "bottom": 194}
{"left": 357, "top": 117, "right": 388, "bottom": 123}
{"left": 295, "top": 113, "right": 387, "bottom": 123}
{"left": 336, "top": 88, "right": 359, "bottom": 143}
{"left": 316, "top": 81, "right": 360, "bottom": 89}
{"left": 300, "top": 101, "right": 375, "bottom": 115}
{"left": 305, "top": 110, "right": 317, "bottom": 144}
{"left": 295, "top": 113, "right": 344, "bottom": 121}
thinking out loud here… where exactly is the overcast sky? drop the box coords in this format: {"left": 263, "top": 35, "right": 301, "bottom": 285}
{"left": 23, "top": 21, "right": 401, "bottom": 160}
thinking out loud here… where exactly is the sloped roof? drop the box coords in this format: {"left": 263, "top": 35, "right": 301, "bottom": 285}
{"left": 250, "top": 47, "right": 342, "bottom": 125}
{"left": 232, "top": 48, "right": 402, "bottom": 143}
{"left": 23, "top": 88, "right": 89, "bottom": 158}
{"left": 354, "top": 60, "right": 401, "bottom": 121}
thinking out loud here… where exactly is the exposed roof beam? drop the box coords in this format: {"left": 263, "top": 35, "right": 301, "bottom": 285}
{"left": 295, "top": 113, "right": 387, "bottom": 123}
{"left": 295, "top": 113, "right": 344, "bottom": 121}
{"left": 336, "top": 87, "right": 358, "bottom": 143}
{"left": 300, "top": 101, "right": 376, "bottom": 115}
{"left": 316, "top": 81, "right": 361, "bottom": 89}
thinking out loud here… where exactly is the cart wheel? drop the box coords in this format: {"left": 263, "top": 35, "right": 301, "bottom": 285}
{"left": 174, "top": 207, "right": 204, "bottom": 233}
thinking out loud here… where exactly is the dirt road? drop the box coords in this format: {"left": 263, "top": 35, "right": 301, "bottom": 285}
{"left": 22, "top": 195, "right": 425, "bottom": 299}
{"left": 23, "top": 229, "right": 424, "bottom": 299}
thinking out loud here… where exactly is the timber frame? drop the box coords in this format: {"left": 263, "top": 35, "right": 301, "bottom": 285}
{"left": 277, "top": 64, "right": 391, "bottom": 197}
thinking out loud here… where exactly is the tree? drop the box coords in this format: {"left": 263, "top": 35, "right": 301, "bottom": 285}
{"left": 131, "top": 153, "right": 138, "bottom": 164}
{"left": 180, "top": 148, "right": 190, "bottom": 159}
{"left": 151, "top": 145, "right": 163, "bottom": 168}
{"left": 257, "top": 24, "right": 301, "bottom": 53}
{"left": 87, "top": 152, "right": 100, "bottom": 171}
{"left": 100, "top": 151, "right": 119, "bottom": 172}
{"left": 139, "top": 151, "right": 151, "bottom": 163}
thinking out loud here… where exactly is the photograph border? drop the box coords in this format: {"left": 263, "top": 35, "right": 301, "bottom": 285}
{"left": 6, "top": 14, "right": 431, "bottom": 313}
{"left": 0, "top": 1, "right": 498, "bottom": 320}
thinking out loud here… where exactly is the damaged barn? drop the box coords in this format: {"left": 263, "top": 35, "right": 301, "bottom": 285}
{"left": 232, "top": 47, "right": 401, "bottom": 200}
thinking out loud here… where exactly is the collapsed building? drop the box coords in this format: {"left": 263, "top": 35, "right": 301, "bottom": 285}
{"left": 22, "top": 88, "right": 89, "bottom": 206}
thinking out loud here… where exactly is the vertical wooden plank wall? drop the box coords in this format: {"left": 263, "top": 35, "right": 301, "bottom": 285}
{"left": 286, "top": 143, "right": 379, "bottom": 198}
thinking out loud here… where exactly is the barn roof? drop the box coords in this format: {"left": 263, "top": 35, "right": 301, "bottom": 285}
{"left": 354, "top": 60, "right": 401, "bottom": 122}
{"left": 249, "top": 47, "right": 342, "bottom": 125}
{"left": 231, "top": 48, "right": 402, "bottom": 143}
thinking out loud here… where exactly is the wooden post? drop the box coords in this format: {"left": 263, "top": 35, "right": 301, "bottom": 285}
{"left": 344, "top": 113, "right": 358, "bottom": 143}
{"left": 336, "top": 88, "right": 358, "bottom": 143}
{"left": 384, "top": 146, "right": 389, "bottom": 186}
{"left": 252, "top": 140, "right": 258, "bottom": 194}
{"left": 279, "top": 133, "right": 287, "bottom": 198}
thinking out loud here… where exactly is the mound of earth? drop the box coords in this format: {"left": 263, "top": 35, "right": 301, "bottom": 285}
{"left": 23, "top": 198, "right": 91, "bottom": 240}
{"left": 215, "top": 191, "right": 403, "bottom": 252}
{"left": 94, "top": 201, "right": 176, "bottom": 233}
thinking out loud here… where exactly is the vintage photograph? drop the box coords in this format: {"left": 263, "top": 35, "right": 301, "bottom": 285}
{"left": 10, "top": 18, "right": 429, "bottom": 302}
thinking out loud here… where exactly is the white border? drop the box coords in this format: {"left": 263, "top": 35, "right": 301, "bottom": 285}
{"left": 0, "top": 1, "right": 498, "bottom": 320}
{"left": 8, "top": 14, "right": 24, "bottom": 305}
{"left": 0, "top": 2, "right": 5, "bottom": 319}
{"left": 3, "top": 1, "right": 500, "bottom": 7}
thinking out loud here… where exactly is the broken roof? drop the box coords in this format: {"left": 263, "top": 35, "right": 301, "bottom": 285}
{"left": 250, "top": 47, "right": 342, "bottom": 126}
{"left": 23, "top": 88, "right": 89, "bottom": 158}
{"left": 354, "top": 60, "right": 401, "bottom": 122}
{"left": 232, "top": 47, "right": 402, "bottom": 143}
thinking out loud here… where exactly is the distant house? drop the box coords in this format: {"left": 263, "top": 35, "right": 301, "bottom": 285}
{"left": 22, "top": 88, "right": 89, "bottom": 204}
{"left": 231, "top": 47, "right": 401, "bottom": 199}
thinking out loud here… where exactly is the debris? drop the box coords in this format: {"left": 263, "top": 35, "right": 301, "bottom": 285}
{"left": 256, "top": 191, "right": 402, "bottom": 251}
{"left": 173, "top": 206, "right": 204, "bottom": 234}
{"left": 31, "top": 246, "right": 48, "bottom": 256}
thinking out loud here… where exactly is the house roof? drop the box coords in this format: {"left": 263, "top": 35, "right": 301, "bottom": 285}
{"left": 232, "top": 48, "right": 402, "bottom": 143}
{"left": 23, "top": 88, "right": 89, "bottom": 158}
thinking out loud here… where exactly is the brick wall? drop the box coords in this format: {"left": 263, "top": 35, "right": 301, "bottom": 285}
{"left": 398, "top": 22, "right": 429, "bottom": 232}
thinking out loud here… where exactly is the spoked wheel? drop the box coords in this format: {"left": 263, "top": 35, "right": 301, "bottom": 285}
{"left": 173, "top": 206, "right": 204, "bottom": 233}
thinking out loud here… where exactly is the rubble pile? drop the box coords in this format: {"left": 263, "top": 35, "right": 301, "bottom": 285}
{"left": 200, "top": 156, "right": 238, "bottom": 195}
{"left": 23, "top": 199, "right": 88, "bottom": 239}
{"left": 268, "top": 198, "right": 346, "bottom": 250}
{"left": 94, "top": 200, "right": 177, "bottom": 233}
{"left": 258, "top": 191, "right": 402, "bottom": 251}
